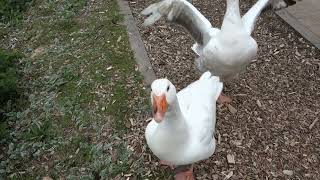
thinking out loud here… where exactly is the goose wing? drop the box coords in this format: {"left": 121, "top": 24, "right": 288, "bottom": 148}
{"left": 178, "top": 72, "right": 222, "bottom": 139}
{"left": 242, "top": 0, "right": 300, "bottom": 34}
{"left": 242, "top": 0, "right": 269, "bottom": 35}
{"left": 142, "top": 0, "right": 214, "bottom": 45}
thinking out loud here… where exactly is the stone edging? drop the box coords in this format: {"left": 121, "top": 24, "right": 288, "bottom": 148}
{"left": 117, "top": 0, "right": 157, "bottom": 87}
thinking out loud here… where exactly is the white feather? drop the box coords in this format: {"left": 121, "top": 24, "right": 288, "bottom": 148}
{"left": 146, "top": 72, "right": 223, "bottom": 165}
{"left": 141, "top": 0, "right": 269, "bottom": 81}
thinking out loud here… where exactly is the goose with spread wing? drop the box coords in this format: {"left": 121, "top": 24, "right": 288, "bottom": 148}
{"left": 142, "top": 0, "right": 298, "bottom": 103}
{"left": 146, "top": 72, "right": 223, "bottom": 180}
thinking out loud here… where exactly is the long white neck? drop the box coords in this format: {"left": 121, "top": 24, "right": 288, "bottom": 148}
{"left": 221, "top": 0, "right": 242, "bottom": 31}
{"left": 146, "top": 95, "right": 190, "bottom": 163}
{"left": 158, "top": 96, "right": 189, "bottom": 140}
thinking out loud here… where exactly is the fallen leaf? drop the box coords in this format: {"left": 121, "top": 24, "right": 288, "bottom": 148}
{"left": 212, "top": 174, "right": 218, "bottom": 180}
{"left": 309, "top": 118, "right": 318, "bottom": 129}
{"left": 102, "top": 132, "right": 107, "bottom": 137}
{"left": 106, "top": 66, "right": 113, "bottom": 71}
{"left": 231, "top": 140, "right": 242, "bottom": 146}
{"left": 111, "top": 150, "right": 118, "bottom": 162}
{"left": 227, "top": 154, "right": 235, "bottom": 164}
{"left": 117, "top": 36, "right": 122, "bottom": 42}
{"left": 256, "top": 100, "right": 262, "bottom": 108}
{"left": 114, "top": 175, "right": 121, "bottom": 180}
{"left": 227, "top": 104, "right": 237, "bottom": 114}
{"left": 257, "top": 117, "right": 263, "bottom": 122}
{"left": 31, "top": 47, "right": 45, "bottom": 59}
{"left": 283, "top": 170, "right": 293, "bottom": 176}
{"left": 129, "top": 118, "right": 134, "bottom": 126}
{"left": 125, "top": 120, "right": 131, "bottom": 128}
{"left": 224, "top": 171, "right": 233, "bottom": 180}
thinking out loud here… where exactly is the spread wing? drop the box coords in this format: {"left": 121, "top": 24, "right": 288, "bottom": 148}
{"left": 242, "top": 0, "right": 269, "bottom": 35}
{"left": 142, "top": 0, "right": 214, "bottom": 45}
{"left": 242, "top": 0, "right": 299, "bottom": 35}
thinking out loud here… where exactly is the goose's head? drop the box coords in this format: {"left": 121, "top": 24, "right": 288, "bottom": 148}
{"left": 151, "top": 79, "right": 177, "bottom": 123}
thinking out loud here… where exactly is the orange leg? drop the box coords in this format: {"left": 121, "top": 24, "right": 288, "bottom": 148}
{"left": 217, "top": 93, "right": 232, "bottom": 104}
{"left": 174, "top": 165, "right": 194, "bottom": 180}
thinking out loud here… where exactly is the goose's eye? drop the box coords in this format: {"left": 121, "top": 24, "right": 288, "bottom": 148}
{"left": 166, "top": 85, "right": 170, "bottom": 92}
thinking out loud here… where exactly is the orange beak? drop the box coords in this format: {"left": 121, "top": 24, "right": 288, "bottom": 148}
{"left": 152, "top": 94, "right": 168, "bottom": 123}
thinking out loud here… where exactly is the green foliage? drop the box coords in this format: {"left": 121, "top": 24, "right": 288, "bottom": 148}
{"left": 0, "top": 0, "right": 152, "bottom": 178}
{"left": 0, "top": 50, "right": 21, "bottom": 105}
{"left": 0, "top": 0, "right": 33, "bottom": 23}
{"left": 0, "top": 121, "right": 8, "bottom": 139}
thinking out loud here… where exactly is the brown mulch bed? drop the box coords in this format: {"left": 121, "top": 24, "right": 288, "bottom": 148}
{"left": 128, "top": 0, "right": 320, "bottom": 179}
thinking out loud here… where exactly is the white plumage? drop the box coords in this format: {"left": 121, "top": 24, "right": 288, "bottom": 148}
{"left": 146, "top": 72, "right": 223, "bottom": 165}
{"left": 142, "top": 0, "right": 300, "bottom": 105}
{"left": 142, "top": 0, "right": 272, "bottom": 81}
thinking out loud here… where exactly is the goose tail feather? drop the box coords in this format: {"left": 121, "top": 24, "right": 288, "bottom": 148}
{"left": 199, "top": 72, "right": 223, "bottom": 101}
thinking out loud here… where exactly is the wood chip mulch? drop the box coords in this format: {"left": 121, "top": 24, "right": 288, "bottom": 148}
{"left": 128, "top": 0, "right": 320, "bottom": 179}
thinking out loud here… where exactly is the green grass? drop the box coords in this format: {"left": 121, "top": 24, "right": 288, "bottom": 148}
{"left": 0, "top": 50, "right": 22, "bottom": 140}
{"left": 0, "top": 0, "right": 33, "bottom": 23}
{"left": 0, "top": 0, "right": 153, "bottom": 179}
{"left": 0, "top": 50, "right": 21, "bottom": 105}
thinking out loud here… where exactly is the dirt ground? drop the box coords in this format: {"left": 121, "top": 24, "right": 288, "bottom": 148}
{"left": 129, "top": 0, "right": 320, "bottom": 179}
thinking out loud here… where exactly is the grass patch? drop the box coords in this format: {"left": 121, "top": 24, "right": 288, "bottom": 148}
{"left": 0, "top": 50, "right": 22, "bottom": 140}
{"left": 0, "top": 0, "right": 154, "bottom": 179}
{"left": 0, "top": 50, "right": 21, "bottom": 105}
{"left": 0, "top": 0, "right": 33, "bottom": 23}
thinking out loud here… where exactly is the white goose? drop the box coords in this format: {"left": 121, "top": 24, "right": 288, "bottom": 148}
{"left": 146, "top": 71, "right": 223, "bottom": 179}
{"left": 142, "top": 0, "right": 296, "bottom": 103}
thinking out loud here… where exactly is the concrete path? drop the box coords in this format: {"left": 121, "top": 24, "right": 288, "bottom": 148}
{"left": 276, "top": 0, "right": 320, "bottom": 49}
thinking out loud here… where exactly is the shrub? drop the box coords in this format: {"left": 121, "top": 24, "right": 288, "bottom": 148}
{"left": 0, "top": 0, "right": 33, "bottom": 23}
{"left": 0, "top": 50, "right": 21, "bottom": 139}
{"left": 0, "top": 50, "right": 21, "bottom": 106}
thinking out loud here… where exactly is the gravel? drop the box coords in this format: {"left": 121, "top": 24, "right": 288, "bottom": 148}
{"left": 129, "top": 0, "right": 320, "bottom": 179}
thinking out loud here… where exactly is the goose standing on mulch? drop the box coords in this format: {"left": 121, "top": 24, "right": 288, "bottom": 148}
{"left": 142, "top": 0, "right": 298, "bottom": 103}
{"left": 146, "top": 72, "right": 223, "bottom": 180}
